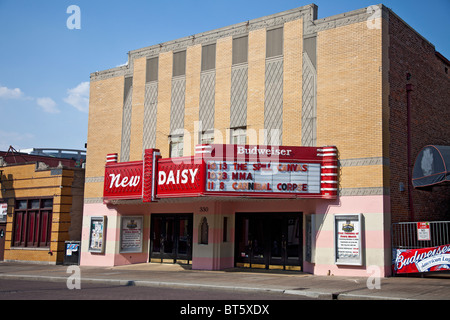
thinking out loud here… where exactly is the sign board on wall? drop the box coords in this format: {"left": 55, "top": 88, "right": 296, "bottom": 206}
{"left": 0, "top": 203, "right": 7, "bottom": 223}
{"left": 120, "top": 216, "right": 143, "bottom": 253}
{"left": 103, "top": 158, "right": 143, "bottom": 201}
{"left": 417, "top": 222, "right": 431, "bottom": 241}
{"left": 102, "top": 144, "right": 338, "bottom": 201}
{"left": 334, "top": 214, "right": 363, "bottom": 266}
{"left": 205, "top": 160, "right": 321, "bottom": 195}
{"left": 202, "top": 145, "right": 337, "bottom": 199}
{"left": 156, "top": 159, "right": 205, "bottom": 198}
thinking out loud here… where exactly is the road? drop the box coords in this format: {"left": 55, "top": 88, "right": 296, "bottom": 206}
{"left": 0, "top": 278, "right": 315, "bottom": 300}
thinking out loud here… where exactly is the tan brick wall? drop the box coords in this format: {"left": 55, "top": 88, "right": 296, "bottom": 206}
{"left": 2, "top": 164, "right": 81, "bottom": 263}
{"left": 316, "top": 19, "right": 385, "bottom": 189}
{"left": 214, "top": 36, "right": 232, "bottom": 145}
{"left": 184, "top": 45, "right": 201, "bottom": 156}
{"left": 155, "top": 51, "right": 173, "bottom": 158}
{"left": 317, "top": 20, "right": 383, "bottom": 159}
{"left": 283, "top": 19, "right": 303, "bottom": 146}
{"left": 247, "top": 28, "right": 266, "bottom": 145}
{"left": 86, "top": 76, "right": 124, "bottom": 180}
{"left": 129, "top": 57, "right": 146, "bottom": 161}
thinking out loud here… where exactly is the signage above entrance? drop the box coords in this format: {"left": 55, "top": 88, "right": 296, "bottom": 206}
{"left": 103, "top": 155, "right": 143, "bottom": 201}
{"left": 201, "top": 145, "right": 337, "bottom": 199}
{"left": 102, "top": 144, "right": 338, "bottom": 202}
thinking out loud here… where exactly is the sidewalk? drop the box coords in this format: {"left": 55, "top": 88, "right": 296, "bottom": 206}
{"left": 0, "top": 261, "right": 449, "bottom": 300}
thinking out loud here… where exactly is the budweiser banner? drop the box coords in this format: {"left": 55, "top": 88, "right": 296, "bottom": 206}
{"left": 393, "top": 244, "right": 450, "bottom": 274}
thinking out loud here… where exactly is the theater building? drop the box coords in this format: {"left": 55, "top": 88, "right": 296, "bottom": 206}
{"left": 81, "top": 4, "right": 450, "bottom": 277}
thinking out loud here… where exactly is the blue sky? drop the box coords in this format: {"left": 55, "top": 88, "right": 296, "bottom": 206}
{"left": 0, "top": 0, "right": 448, "bottom": 151}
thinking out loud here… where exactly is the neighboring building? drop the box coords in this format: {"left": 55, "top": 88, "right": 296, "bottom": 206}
{"left": 0, "top": 149, "right": 85, "bottom": 264}
{"left": 81, "top": 4, "right": 449, "bottom": 277}
{"left": 19, "top": 148, "right": 86, "bottom": 165}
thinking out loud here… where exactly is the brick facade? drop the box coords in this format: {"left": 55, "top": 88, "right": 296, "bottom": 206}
{"left": 82, "top": 4, "right": 449, "bottom": 275}
{"left": 1, "top": 161, "right": 84, "bottom": 264}
{"left": 388, "top": 12, "right": 450, "bottom": 223}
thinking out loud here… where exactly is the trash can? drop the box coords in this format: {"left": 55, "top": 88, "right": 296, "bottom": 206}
{"left": 64, "top": 241, "right": 81, "bottom": 265}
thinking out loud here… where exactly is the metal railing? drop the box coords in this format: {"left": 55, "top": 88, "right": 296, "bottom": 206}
{"left": 392, "top": 221, "right": 450, "bottom": 250}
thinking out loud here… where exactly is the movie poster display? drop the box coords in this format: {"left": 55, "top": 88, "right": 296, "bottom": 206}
{"left": 334, "top": 214, "right": 363, "bottom": 266}
{"left": 89, "top": 216, "right": 106, "bottom": 253}
{"left": 120, "top": 216, "right": 143, "bottom": 253}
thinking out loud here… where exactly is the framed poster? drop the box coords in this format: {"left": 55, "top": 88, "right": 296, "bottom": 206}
{"left": 89, "top": 216, "right": 106, "bottom": 253}
{"left": 334, "top": 214, "right": 363, "bottom": 266}
{"left": 120, "top": 216, "right": 143, "bottom": 253}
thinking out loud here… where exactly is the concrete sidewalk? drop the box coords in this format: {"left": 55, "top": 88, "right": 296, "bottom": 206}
{"left": 0, "top": 262, "right": 449, "bottom": 300}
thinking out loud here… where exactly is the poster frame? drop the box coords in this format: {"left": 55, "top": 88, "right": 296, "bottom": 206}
{"left": 88, "top": 216, "right": 107, "bottom": 253}
{"left": 334, "top": 213, "right": 363, "bottom": 266}
{"left": 120, "top": 215, "right": 144, "bottom": 253}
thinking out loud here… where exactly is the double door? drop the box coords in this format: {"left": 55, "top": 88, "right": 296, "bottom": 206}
{"left": 235, "top": 213, "right": 302, "bottom": 270}
{"left": 150, "top": 214, "right": 192, "bottom": 262}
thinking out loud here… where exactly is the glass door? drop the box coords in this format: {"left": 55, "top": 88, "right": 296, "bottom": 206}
{"left": 236, "top": 213, "right": 302, "bottom": 270}
{"left": 269, "top": 217, "right": 283, "bottom": 267}
{"left": 177, "top": 216, "right": 192, "bottom": 260}
{"left": 150, "top": 214, "right": 192, "bottom": 262}
{"left": 235, "top": 214, "right": 267, "bottom": 268}
{"left": 285, "top": 216, "right": 302, "bottom": 268}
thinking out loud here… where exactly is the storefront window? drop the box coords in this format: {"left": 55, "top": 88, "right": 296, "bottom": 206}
{"left": 13, "top": 198, "right": 53, "bottom": 248}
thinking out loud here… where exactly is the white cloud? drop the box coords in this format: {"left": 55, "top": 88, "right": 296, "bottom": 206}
{"left": 0, "top": 85, "right": 25, "bottom": 99}
{"left": 64, "top": 81, "right": 89, "bottom": 113}
{"left": 0, "top": 130, "right": 34, "bottom": 151}
{"left": 37, "top": 97, "right": 60, "bottom": 114}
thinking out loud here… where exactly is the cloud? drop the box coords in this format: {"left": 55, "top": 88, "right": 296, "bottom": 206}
{"left": 64, "top": 81, "right": 89, "bottom": 113}
{"left": 37, "top": 97, "right": 59, "bottom": 114}
{"left": 0, "top": 130, "right": 34, "bottom": 151}
{"left": 0, "top": 85, "right": 25, "bottom": 99}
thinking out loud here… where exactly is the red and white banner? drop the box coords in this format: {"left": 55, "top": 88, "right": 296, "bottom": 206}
{"left": 156, "top": 158, "right": 205, "bottom": 198}
{"left": 394, "top": 244, "right": 450, "bottom": 274}
{"left": 201, "top": 144, "right": 337, "bottom": 199}
{"left": 103, "top": 154, "right": 143, "bottom": 201}
{"left": 102, "top": 144, "right": 338, "bottom": 201}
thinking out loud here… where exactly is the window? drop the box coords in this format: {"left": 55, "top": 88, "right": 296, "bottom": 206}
{"left": 266, "top": 27, "right": 283, "bottom": 58}
{"left": 13, "top": 198, "right": 53, "bottom": 248}
{"left": 173, "top": 51, "right": 186, "bottom": 77}
{"left": 200, "top": 131, "right": 214, "bottom": 145}
{"left": 232, "top": 36, "right": 248, "bottom": 65}
{"left": 230, "top": 127, "right": 247, "bottom": 145}
{"left": 146, "top": 57, "right": 159, "bottom": 82}
{"left": 201, "top": 44, "right": 216, "bottom": 71}
{"left": 169, "top": 135, "right": 184, "bottom": 157}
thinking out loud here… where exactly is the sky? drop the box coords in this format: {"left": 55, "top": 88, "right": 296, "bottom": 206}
{"left": 0, "top": 0, "right": 448, "bottom": 152}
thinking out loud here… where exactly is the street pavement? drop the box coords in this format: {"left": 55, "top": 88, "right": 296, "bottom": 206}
{"left": 0, "top": 261, "right": 449, "bottom": 300}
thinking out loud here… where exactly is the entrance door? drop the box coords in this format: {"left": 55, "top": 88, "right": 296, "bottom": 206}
{"left": 150, "top": 214, "right": 192, "bottom": 263}
{"left": 235, "top": 213, "right": 302, "bottom": 270}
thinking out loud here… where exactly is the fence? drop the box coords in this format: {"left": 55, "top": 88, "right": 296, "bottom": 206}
{"left": 392, "top": 221, "right": 450, "bottom": 250}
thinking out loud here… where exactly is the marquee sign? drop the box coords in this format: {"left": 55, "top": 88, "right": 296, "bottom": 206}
{"left": 156, "top": 158, "right": 205, "bottom": 198}
{"left": 103, "top": 154, "right": 143, "bottom": 201}
{"left": 202, "top": 145, "right": 337, "bottom": 199}
{"left": 102, "top": 144, "right": 338, "bottom": 201}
